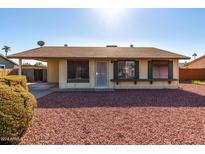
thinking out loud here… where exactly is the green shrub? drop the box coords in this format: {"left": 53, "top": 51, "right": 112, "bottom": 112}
{"left": 192, "top": 80, "right": 205, "bottom": 85}
{"left": 0, "top": 76, "right": 36, "bottom": 144}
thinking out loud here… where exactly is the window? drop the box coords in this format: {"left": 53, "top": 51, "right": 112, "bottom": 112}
{"left": 67, "top": 60, "right": 89, "bottom": 82}
{"left": 0, "top": 64, "right": 5, "bottom": 68}
{"left": 152, "top": 61, "right": 168, "bottom": 79}
{"left": 118, "top": 61, "right": 135, "bottom": 79}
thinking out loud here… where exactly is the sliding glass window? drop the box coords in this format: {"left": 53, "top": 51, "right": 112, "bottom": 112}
{"left": 118, "top": 61, "right": 135, "bottom": 79}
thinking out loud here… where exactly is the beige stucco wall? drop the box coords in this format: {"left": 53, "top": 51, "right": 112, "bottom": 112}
{"left": 56, "top": 59, "right": 179, "bottom": 89}
{"left": 173, "top": 59, "right": 179, "bottom": 79}
{"left": 47, "top": 60, "right": 59, "bottom": 83}
{"left": 112, "top": 80, "right": 178, "bottom": 89}
{"left": 185, "top": 57, "right": 205, "bottom": 68}
{"left": 139, "top": 59, "right": 148, "bottom": 79}
{"left": 59, "top": 59, "right": 95, "bottom": 89}
{"left": 59, "top": 59, "right": 67, "bottom": 88}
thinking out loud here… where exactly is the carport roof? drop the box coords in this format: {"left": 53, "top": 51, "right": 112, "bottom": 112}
{"left": 7, "top": 46, "right": 190, "bottom": 59}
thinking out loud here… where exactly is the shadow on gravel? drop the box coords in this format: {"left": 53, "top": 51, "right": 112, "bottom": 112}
{"left": 37, "top": 89, "right": 205, "bottom": 108}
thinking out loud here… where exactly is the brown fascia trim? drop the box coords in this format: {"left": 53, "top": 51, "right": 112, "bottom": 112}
{"left": 185, "top": 55, "right": 205, "bottom": 66}
{"left": 7, "top": 56, "right": 190, "bottom": 60}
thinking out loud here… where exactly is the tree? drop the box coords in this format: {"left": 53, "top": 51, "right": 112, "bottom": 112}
{"left": 34, "top": 62, "right": 45, "bottom": 67}
{"left": 1, "top": 45, "right": 11, "bottom": 57}
{"left": 192, "top": 53, "right": 197, "bottom": 59}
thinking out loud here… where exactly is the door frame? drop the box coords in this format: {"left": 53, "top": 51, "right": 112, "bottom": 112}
{"left": 95, "top": 60, "right": 109, "bottom": 88}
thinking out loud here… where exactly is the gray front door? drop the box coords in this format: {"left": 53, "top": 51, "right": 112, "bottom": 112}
{"left": 96, "top": 61, "right": 108, "bottom": 87}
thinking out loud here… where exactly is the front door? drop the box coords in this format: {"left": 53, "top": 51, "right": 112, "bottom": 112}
{"left": 96, "top": 61, "right": 108, "bottom": 88}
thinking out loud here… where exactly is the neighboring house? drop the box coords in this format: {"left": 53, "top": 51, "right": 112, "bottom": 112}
{"left": 179, "top": 55, "right": 205, "bottom": 81}
{"left": 184, "top": 55, "right": 205, "bottom": 69}
{"left": 0, "top": 53, "right": 18, "bottom": 68}
{"left": 8, "top": 46, "right": 189, "bottom": 89}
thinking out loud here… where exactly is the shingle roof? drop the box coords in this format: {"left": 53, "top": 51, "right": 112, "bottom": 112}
{"left": 185, "top": 55, "right": 205, "bottom": 67}
{"left": 0, "top": 53, "right": 18, "bottom": 65}
{"left": 7, "top": 46, "right": 190, "bottom": 59}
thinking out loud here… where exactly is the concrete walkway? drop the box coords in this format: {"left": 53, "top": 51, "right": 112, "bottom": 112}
{"left": 28, "top": 82, "right": 58, "bottom": 99}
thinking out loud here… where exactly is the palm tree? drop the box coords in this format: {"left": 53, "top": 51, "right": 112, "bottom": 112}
{"left": 2, "top": 45, "right": 11, "bottom": 57}
{"left": 192, "top": 53, "right": 197, "bottom": 60}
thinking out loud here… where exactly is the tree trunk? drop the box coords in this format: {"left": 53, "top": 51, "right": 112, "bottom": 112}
{"left": 5, "top": 50, "right": 8, "bottom": 57}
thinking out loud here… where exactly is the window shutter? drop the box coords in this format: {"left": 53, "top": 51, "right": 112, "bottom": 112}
{"left": 168, "top": 60, "right": 173, "bottom": 79}
{"left": 113, "top": 61, "right": 118, "bottom": 79}
{"left": 135, "top": 61, "right": 139, "bottom": 79}
{"left": 148, "top": 61, "right": 153, "bottom": 79}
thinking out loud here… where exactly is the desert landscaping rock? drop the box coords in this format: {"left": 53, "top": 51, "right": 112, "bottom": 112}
{"left": 23, "top": 83, "right": 205, "bottom": 144}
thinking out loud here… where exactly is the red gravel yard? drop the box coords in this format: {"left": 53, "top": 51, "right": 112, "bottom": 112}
{"left": 23, "top": 84, "right": 205, "bottom": 144}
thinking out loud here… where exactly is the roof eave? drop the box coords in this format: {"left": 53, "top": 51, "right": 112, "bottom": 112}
{"left": 185, "top": 55, "right": 205, "bottom": 66}
{"left": 179, "top": 56, "right": 191, "bottom": 60}
{"left": 7, "top": 56, "right": 191, "bottom": 60}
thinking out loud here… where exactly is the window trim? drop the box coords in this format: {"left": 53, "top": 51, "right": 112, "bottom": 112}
{"left": 112, "top": 60, "right": 175, "bottom": 85}
{"left": 67, "top": 79, "right": 89, "bottom": 83}
{"left": 149, "top": 60, "right": 171, "bottom": 80}
{"left": 117, "top": 61, "right": 136, "bottom": 80}
{"left": 67, "top": 60, "right": 89, "bottom": 83}
{"left": 113, "top": 60, "right": 139, "bottom": 80}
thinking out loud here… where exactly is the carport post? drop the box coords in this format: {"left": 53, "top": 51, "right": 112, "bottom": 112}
{"left": 18, "top": 58, "right": 22, "bottom": 75}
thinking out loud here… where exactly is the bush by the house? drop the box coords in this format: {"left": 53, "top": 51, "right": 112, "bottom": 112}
{"left": 0, "top": 75, "right": 36, "bottom": 144}
{"left": 0, "top": 75, "right": 28, "bottom": 91}
{"left": 192, "top": 80, "right": 205, "bottom": 85}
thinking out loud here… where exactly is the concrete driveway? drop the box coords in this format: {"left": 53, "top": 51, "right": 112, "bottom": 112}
{"left": 28, "top": 82, "right": 57, "bottom": 99}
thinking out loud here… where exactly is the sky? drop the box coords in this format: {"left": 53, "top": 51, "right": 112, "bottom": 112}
{"left": 0, "top": 8, "right": 205, "bottom": 64}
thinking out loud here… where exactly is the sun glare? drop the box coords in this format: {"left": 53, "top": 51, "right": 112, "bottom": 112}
{"left": 99, "top": 8, "right": 125, "bottom": 20}
{"left": 97, "top": 8, "right": 126, "bottom": 27}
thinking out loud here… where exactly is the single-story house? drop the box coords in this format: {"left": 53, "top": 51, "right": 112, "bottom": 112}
{"left": 0, "top": 53, "right": 18, "bottom": 68}
{"left": 8, "top": 46, "right": 189, "bottom": 89}
{"left": 184, "top": 55, "right": 205, "bottom": 69}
